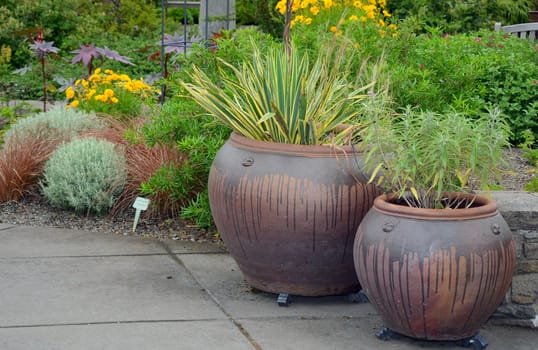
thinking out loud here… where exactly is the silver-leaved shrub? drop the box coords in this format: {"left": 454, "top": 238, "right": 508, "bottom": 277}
{"left": 41, "top": 137, "right": 127, "bottom": 214}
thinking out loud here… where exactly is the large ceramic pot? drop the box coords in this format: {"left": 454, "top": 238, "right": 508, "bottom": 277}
{"left": 353, "top": 193, "right": 516, "bottom": 341}
{"left": 209, "top": 132, "right": 379, "bottom": 296}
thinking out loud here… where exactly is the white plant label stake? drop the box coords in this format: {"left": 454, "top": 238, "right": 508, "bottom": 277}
{"left": 132, "top": 197, "right": 151, "bottom": 232}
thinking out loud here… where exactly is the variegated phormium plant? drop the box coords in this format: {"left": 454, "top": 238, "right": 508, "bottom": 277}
{"left": 182, "top": 40, "right": 377, "bottom": 145}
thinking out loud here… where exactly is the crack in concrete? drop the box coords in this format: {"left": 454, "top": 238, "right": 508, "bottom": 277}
{"left": 158, "top": 240, "right": 263, "bottom": 350}
{"left": 0, "top": 318, "right": 226, "bottom": 329}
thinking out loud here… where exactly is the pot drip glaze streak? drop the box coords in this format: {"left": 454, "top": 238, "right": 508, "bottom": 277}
{"left": 209, "top": 133, "right": 379, "bottom": 296}
{"left": 354, "top": 194, "right": 516, "bottom": 340}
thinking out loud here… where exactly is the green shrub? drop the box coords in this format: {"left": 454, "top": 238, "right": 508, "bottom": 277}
{"left": 519, "top": 129, "right": 538, "bottom": 165}
{"left": 235, "top": 0, "right": 283, "bottom": 38}
{"left": 100, "top": 0, "right": 159, "bottom": 37}
{"left": 180, "top": 191, "right": 214, "bottom": 229}
{"left": 3, "top": 106, "right": 104, "bottom": 143}
{"left": 2, "top": 0, "right": 160, "bottom": 70}
{"left": 142, "top": 99, "right": 230, "bottom": 227}
{"left": 384, "top": 28, "right": 538, "bottom": 143}
{"left": 525, "top": 174, "right": 538, "bottom": 192}
{"left": 386, "top": 0, "right": 532, "bottom": 33}
{"left": 0, "top": 0, "right": 82, "bottom": 68}
{"left": 167, "top": 7, "right": 199, "bottom": 25}
{"left": 167, "top": 27, "right": 277, "bottom": 92}
{"left": 41, "top": 137, "right": 128, "bottom": 214}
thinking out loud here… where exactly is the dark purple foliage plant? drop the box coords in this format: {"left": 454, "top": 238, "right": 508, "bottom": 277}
{"left": 28, "top": 30, "right": 59, "bottom": 112}
{"left": 71, "top": 44, "right": 134, "bottom": 76}
{"left": 155, "top": 32, "right": 201, "bottom": 78}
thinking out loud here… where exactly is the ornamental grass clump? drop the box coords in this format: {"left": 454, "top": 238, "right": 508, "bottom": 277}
{"left": 0, "top": 132, "right": 58, "bottom": 202}
{"left": 3, "top": 106, "right": 103, "bottom": 144}
{"left": 41, "top": 137, "right": 128, "bottom": 214}
{"left": 361, "top": 106, "right": 511, "bottom": 209}
{"left": 65, "top": 68, "right": 156, "bottom": 118}
{"left": 183, "top": 39, "right": 376, "bottom": 145}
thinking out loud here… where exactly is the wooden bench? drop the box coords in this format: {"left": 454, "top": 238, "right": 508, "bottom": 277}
{"left": 494, "top": 22, "right": 538, "bottom": 42}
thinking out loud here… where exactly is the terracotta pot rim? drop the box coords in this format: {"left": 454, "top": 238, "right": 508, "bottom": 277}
{"left": 373, "top": 192, "right": 498, "bottom": 220}
{"left": 229, "top": 132, "right": 361, "bottom": 157}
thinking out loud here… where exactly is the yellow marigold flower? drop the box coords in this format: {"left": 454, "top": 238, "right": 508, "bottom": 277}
{"left": 110, "top": 97, "right": 119, "bottom": 104}
{"left": 94, "top": 68, "right": 102, "bottom": 75}
{"left": 330, "top": 26, "right": 338, "bottom": 33}
{"left": 124, "top": 84, "right": 133, "bottom": 92}
{"left": 388, "top": 23, "right": 398, "bottom": 30}
{"left": 383, "top": 10, "right": 391, "bottom": 17}
{"left": 353, "top": 1, "right": 363, "bottom": 8}
{"left": 104, "top": 89, "right": 114, "bottom": 98}
{"left": 275, "top": 1, "right": 286, "bottom": 15}
{"left": 379, "top": 19, "right": 386, "bottom": 27}
{"left": 323, "top": 0, "right": 333, "bottom": 9}
{"left": 86, "top": 89, "right": 96, "bottom": 100}
{"left": 349, "top": 15, "right": 359, "bottom": 21}
{"left": 75, "top": 79, "right": 81, "bottom": 86}
{"left": 310, "top": 6, "right": 320, "bottom": 15}
{"left": 104, "top": 69, "right": 114, "bottom": 75}
{"left": 134, "top": 80, "right": 150, "bottom": 90}
{"left": 304, "top": 17, "right": 312, "bottom": 24}
{"left": 119, "top": 74, "right": 131, "bottom": 82}
{"left": 368, "top": 0, "right": 376, "bottom": 4}
{"left": 65, "top": 86, "right": 75, "bottom": 99}
{"left": 89, "top": 73, "right": 101, "bottom": 83}
{"left": 94, "top": 94, "right": 107, "bottom": 102}
{"left": 364, "top": 4, "right": 376, "bottom": 13}
{"left": 67, "top": 100, "right": 79, "bottom": 108}
{"left": 81, "top": 80, "right": 89, "bottom": 88}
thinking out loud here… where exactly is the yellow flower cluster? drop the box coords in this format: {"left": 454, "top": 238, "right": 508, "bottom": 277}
{"left": 275, "top": 0, "right": 396, "bottom": 37}
{"left": 66, "top": 68, "right": 152, "bottom": 108}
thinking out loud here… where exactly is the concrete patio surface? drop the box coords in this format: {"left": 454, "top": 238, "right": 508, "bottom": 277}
{"left": 0, "top": 223, "right": 536, "bottom": 350}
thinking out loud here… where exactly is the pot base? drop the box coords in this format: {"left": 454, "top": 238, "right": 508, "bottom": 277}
{"left": 237, "top": 259, "right": 361, "bottom": 297}
{"left": 375, "top": 327, "right": 489, "bottom": 349}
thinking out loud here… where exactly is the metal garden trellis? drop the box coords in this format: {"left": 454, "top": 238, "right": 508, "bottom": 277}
{"left": 159, "top": 0, "right": 234, "bottom": 103}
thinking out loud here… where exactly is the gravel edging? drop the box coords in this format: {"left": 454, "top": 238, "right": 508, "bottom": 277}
{"left": 0, "top": 194, "right": 222, "bottom": 244}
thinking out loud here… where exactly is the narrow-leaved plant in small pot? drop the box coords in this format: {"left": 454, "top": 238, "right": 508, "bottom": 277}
{"left": 354, "top": 105, "right": 517, "bottom": 342}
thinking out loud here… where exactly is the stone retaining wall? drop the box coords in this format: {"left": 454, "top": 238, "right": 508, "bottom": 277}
{"left": 490, "top": 191, "right": 538, "bottom": 328}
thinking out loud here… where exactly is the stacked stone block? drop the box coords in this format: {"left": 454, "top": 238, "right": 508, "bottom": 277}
{"left": 491, "top": 191, "right": 538, "bottom": 328}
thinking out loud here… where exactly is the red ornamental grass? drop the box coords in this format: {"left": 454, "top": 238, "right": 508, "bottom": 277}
{"left": 0, "top": 133, "right": 60, "bottom": 202}
{"left": 114, "top": 143, "right": 186, "bottom": 218}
